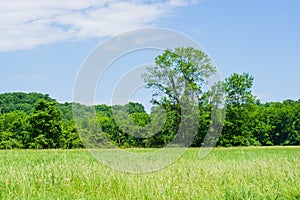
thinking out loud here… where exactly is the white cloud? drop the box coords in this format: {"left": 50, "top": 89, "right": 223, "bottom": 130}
{"left": 0, "top": 0, "right": 199, "bottom": 52}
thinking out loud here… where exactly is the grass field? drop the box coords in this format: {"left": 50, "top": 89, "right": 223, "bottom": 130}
{"left": 0, "top": 147, "right": 299, "bottom": 199}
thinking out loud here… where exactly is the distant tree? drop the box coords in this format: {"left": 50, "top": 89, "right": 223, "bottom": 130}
{"left": 219, "top": 73, "right": 257, "bottom": 146}
{"left": 59, "top": 120, "right": 83, "bottom": 149}
{"left": 0, "top": 92, "right": 54, "bottom": 114}
{"left": 258, "top": 101, "right": 300, "bottom": 146}
{"left": 0, "top": 110, "right": 29, "bottom": 149}
{"left": 95, "top": 104, "right": 112, "bottom": 117}
{"left": 130, "top": 112, "right": 151, "bottom": 127}
{"left": 58, "top": 102, "right": 74, "bottom": 122}
{"left": 247, "top": 105, "right": 274, "bottom": 146}
{"left": 29, "top": 100, "right": 62, "bottom": 149}
{"left": 224, "top": 73, "right": 255, "bottom": 106}
{"left": 127, "top": 102, "right": 146, "bottom": 114}
{"left": 97, "top": 112, "right": 120, "bottom": 146}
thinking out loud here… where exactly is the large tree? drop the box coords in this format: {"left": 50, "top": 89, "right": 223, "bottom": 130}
{"left": 142, "top": 47, "right": 216, "bottom": 146}
{"left": 142, "top": 47, "right": 216, "bottom": 105}
{"left": 219, "top": 73, "right": 257, "bottom": 146}
{"left": 29, "top": 99, "right": 62, "bottom": 149}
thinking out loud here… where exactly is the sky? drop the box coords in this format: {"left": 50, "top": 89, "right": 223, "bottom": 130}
{"left": 1, "top": 0, "right": 300, "bottom": 106}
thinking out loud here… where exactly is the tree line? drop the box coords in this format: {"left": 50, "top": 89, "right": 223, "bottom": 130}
{"left": 1, "top": 47, "right": 299, "bottom": 149}
{"left": 1, "top": 83, "right": 299, "bottom": 149}
{"left": 0, "top": 90, "right": 299, "bottom": 149}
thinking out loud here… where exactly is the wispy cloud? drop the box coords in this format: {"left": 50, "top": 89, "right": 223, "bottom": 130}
{"left": 0, "top": 0, "right": 199, "bottom": 52}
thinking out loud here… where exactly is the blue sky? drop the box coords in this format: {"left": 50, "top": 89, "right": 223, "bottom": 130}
{"left": 1, "top": 0, "right": 300, "bottom": 105}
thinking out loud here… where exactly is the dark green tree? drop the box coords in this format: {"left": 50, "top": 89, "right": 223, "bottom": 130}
{"left": 29, "top": 100, "right": 62, "bottom": 149}
{"left": 0, "top": 92, "right": 54, "bottom": 114}
{"left": 219, "top": 73, "right": 257, "bottom": 146}
{"left": 60, "top": 120, "right": 83, "bottom": 149}
{"left": 0, "top": 110, "right": 29, "bottom": 149}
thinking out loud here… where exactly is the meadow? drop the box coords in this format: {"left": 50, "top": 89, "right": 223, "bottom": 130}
{"left": 0, "top": 147, "right": 299, "bottom": 199}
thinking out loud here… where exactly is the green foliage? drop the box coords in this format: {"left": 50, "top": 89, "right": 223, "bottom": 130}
{"left": 142, "top": 47, "right": 216, "bottom": 105}
{"left": 60, "top": 120, "right": 84, "bottom": 149}
{"left": 95, "top": 104, "right": 112, "bottom": 117}
{"left": 218, "top": 73, "right": 257, "bottom": 146}
{"left": 29, "top": 100, "right": 62, "bottom": 149}
{"left": 0, "top": 92, "right": 54, "bottom": 114}
{"left": 1, "top": 78, "right": 300, "bottom": 149}
{"left": 0, "top": 51, "right": 300, "bottom": 149}
{"left": 0, "top": 111, "right": 29, "bottom": 149}
{"left": 224, "top": 73, "right": 255, "bottom": 105}
{"left": 142, "top": 47, "right": 216, "bottom": 147}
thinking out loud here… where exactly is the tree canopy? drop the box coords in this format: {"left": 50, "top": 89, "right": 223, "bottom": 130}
{"left": 0, "top": 48, "right": 299, "bottom": 149}
{"left": 142, "top": 47, "right": 216, "bottom": 105}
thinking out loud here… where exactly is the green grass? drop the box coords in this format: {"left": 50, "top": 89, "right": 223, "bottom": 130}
{"left": 0, "top": 147, "right": 300, "bottom": 199}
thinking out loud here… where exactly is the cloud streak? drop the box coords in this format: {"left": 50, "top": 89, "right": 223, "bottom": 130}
{"left": 0, "top": 0, "right": 198, "bottom": 52}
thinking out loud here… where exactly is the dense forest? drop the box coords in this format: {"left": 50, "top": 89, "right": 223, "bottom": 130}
{"left": 0, "top": 86, "right": 299, "bottom": 149}
{"left": 1, "top": 47, "right": 299, "bottom": 149}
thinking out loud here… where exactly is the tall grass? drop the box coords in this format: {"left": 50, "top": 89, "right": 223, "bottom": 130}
{"left": 0, "top": 147, "right": 299, "bottom": 199}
